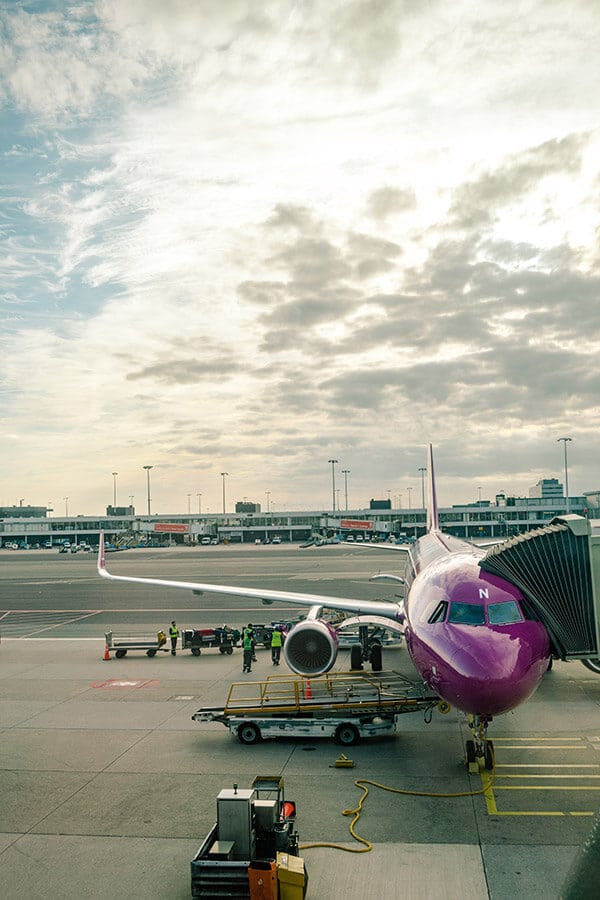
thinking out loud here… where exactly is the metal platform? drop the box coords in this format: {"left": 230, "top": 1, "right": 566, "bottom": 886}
{"left": 193, "top": 669, "right": 440, "bottom": 720}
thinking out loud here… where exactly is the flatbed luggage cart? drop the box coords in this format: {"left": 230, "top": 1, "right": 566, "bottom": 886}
{"left": 104, "top": 629, "right": 169, "bottom": 658}
{"left": 193, "top": 670, "right": 442, "bottom": 745}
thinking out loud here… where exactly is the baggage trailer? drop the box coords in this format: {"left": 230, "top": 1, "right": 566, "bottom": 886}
{"left": 104, "top": 629, "right": 169, "bottom": 658}
{"left": 182, "top": 627, "right": 240, "bottom": 656}
{"left": 192, "top": 670, "right": 443, "bottom": 746}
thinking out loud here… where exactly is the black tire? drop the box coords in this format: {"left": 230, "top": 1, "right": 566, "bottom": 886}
{"left": 237, "top": 722, "right": 261, "bottom": 745}
{"left": 582, "top": 658, "right": 600, "bottom": 674}
{"left": 191, "top": 647, "right": 201, "bottom": 657}
{"left": 466, "top": 739, "right": 476, "bottom": 766}
{"left": 115, "top": 649, "right": 126, "bottom": 659}
{"left": 219, "top": 646, "right": 226, "bottom": 654}
{"left": 226, "top": 646, "right": 233, "bottom": 655}
{"left": 335, "top": 723, "right": 360, "bottom": 746}
{"left": 146, "top": 648, "right": 157, "bottom": 657}
{"left": 350, "top": 644, "right": 363, "bottom": 670}
{"left": 484, "top": 740, "right": 495, "bottom": 771}
{"left": 546, "top": 656, "right": 553, "bottom": 671}
{"left": 370, "top": 643, "right": 383, "bottom": 672}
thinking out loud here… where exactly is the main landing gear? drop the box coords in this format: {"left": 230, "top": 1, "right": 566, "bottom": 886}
{"left": 465, "top": 715, "right": 495, "bottom": 774}
{"left": 349, "top": 625, "right": 383, "bottom": 673}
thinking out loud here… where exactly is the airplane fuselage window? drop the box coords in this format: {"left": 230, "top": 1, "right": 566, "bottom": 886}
{"left": 447, "top": 602, "right": 485, "bottom": 625}
{"left": 487, "top": 601, "right": 523, "bottom": 625}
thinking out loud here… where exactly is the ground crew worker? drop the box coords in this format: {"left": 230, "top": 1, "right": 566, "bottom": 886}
{"left": 243, "top": 623, "right": 257, "bottom": 662}
{"left": 270, "top": 626, "right": 283, "bottom": 665}
{"left": 242, "top": 627, "right": 253, "bottom": 673}
{"left": 169, "top": 620, "right": 179, "bottom": 656}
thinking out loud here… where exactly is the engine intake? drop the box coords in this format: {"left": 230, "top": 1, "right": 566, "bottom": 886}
{"left": 283, "top": 619, "right": 339, "bottom": 676}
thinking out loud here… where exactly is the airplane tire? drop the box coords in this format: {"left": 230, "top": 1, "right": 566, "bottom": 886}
{"left": 582, "top": 658, "right": 600, "bottom": 674}
{"left": 115, "top": 649, "right": 126, "bottom": 659}
{"left": 484, "top": 740, "right": 495, "bottom": 771}
{"left": 370, "top": 643, "right": 383, "bottom": 672}
{"left": 466, "top": 740, "right": 476, "bottom": 765}
{"left": 350, "top": 645, "right": 363, "bottom": 670}
{"left": 335, "top": 723, "right": 360, "bottom": 746}
{"left": 237, "top": 722, "right": 261, "bottom": 745}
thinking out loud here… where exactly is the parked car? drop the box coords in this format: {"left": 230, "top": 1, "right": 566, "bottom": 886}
{"left": 200, "top": 536, "right": 211, "bottom": 545}
{"left": 272, "top": 536, "right": 282, "bottom": 544}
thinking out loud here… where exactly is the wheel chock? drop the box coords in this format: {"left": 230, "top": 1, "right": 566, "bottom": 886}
{"left": 331, "top": 753, "right": 355, "bottom": 768}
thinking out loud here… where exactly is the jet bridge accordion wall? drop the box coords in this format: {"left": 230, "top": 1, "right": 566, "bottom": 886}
{"left": 480, "top": 515, "right": 600, "bottom": 660}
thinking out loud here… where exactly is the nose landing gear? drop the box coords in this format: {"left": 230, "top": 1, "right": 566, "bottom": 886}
{"left": 466, "top": 715, "right": 494, "bottom": 773}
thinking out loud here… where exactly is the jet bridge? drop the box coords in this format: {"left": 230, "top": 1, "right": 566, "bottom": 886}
{"left": 480, "top": 515, "right": 600, "bottom": 661}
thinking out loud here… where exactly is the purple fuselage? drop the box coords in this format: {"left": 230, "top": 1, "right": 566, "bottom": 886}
{"left": 403, "top": 532, "right": 550, "bottom": 716}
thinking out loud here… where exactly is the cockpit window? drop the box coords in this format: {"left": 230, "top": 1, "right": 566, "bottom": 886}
{"left": 448, "top": 602, "right": 485, "bottom": 625}
{"left": 427, "top": 601, "right": 448, "bottom": 624}
{"left": 487, "top": 601, "right": 523, "bottom": 625}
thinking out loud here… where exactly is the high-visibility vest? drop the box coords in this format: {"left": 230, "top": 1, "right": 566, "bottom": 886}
{"left": 271, "top": 630, "right": 282, "bottom": 648}
{"left": 169, "top": 625, "right": 178, "bottom": 639}
{"left": 243, "top": 633, "right": 253, "bottom": 650}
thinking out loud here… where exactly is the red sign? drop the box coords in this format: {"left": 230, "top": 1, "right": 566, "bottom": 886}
{"left": 153, "top": 523, "right": 189, "bottom": 533}
{"left": 340, "top": 519, "right": 373, "bottom": 530}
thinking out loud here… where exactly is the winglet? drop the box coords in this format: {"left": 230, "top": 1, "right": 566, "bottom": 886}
{"left": 426, "top": 443, "right": 440, "bottom": 533}
{"left": 97, "top": 531, "right": 106, "bottom": 575}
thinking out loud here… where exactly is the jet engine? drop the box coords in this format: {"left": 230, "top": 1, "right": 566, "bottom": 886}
{"left": 283, "top": 619, "right": 339, "bottom": 676}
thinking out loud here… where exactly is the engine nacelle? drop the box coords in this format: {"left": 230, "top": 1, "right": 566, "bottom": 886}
{"left": 283, "top": 619, "right": 339, "bottom": 676}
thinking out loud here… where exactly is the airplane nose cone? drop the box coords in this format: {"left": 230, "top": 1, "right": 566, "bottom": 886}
{"left": 425, "top": 627, "right": 549, "bottom": 716}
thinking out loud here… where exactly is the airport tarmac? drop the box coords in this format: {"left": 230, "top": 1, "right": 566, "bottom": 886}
{"left": 1, "top": 545, "right": 599, "bottom": 899}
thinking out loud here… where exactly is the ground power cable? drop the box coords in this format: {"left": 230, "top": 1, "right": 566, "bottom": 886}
{"left": 299, "top": 752, "right": 496, "bottom": 854}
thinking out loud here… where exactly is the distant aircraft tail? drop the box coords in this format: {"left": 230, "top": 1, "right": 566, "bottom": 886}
{"left": 98, "top": 531, "right": 106, "bottom": 574}
{"left": 426, "top": 443, "right": 440, "bottom": 533}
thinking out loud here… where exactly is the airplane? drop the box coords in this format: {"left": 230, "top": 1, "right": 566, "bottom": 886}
{"left": 97, "top": 445, "right": 551, "bottom": 767}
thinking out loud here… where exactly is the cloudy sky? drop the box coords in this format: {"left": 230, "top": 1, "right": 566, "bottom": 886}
{"left": 1, "top": 0, "right": 599, "bottom": 517}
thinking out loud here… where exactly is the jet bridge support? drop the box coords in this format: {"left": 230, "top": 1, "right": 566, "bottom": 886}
{"left": 479, "top": 515, "right": 600, "bottom": 665}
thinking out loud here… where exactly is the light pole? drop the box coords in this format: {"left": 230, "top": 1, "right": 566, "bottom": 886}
{"left": 478, "top": 486, "right": 482, "bottom": 503}
{"left": 221, "top": 472, "right": 229, "bottom": 514}
{"left": 187, "top": 493, "right": 191, "bottom": 514}
{"left": 63, "top": 496, "right": 69, "bottom": 517}
{"left": 418, "top": 467, "right": 426, "bottom": 509}
{"left": 143, "top": 465, "right": 153, "bottom": 516}
{"left": 129, "top": 495, "right": 134, "bottom": 510}
{"left": 407, "top": 487, "right": 412, "bottom": 509}
{"left": 557, "top": 437, "right": 572, "bottom": 514}
{"left": 197, "top": 493, "right": 202, "bottom": 514}
{"left": 328, "top": 459, "right": 338, "bottom": 514}
{"left": 342, "top": 469, "right": 350, "bottom": 512}
{"left": 266, "top": 491, "right": 271, "bottom": 514}
{"left": 112, "top": 472, "right": 118, "bottom": 507}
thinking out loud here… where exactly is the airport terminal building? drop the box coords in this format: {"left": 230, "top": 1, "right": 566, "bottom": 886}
{"left": 1, "top": 478, "right": 598, "bottom": 548}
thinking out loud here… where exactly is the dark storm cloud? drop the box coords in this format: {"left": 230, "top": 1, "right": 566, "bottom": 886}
{"left": 449, "top": 133, "right": 589, "bottom": 228}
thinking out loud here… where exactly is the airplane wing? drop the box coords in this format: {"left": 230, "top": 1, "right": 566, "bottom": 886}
{"left": 97, "top": 533, "right": 402, "bottom": 619}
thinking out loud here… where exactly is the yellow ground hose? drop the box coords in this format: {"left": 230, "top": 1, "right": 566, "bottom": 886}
{"left": 300, "top": 753, "right": 496, "bottom": 854}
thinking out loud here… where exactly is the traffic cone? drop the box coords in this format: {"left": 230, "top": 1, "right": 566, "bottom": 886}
{"left": 103, "top": 642, "right": 110, "bottom": 661}
{"left": 304, "top": 679, "right": 313, "bottom": 700}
